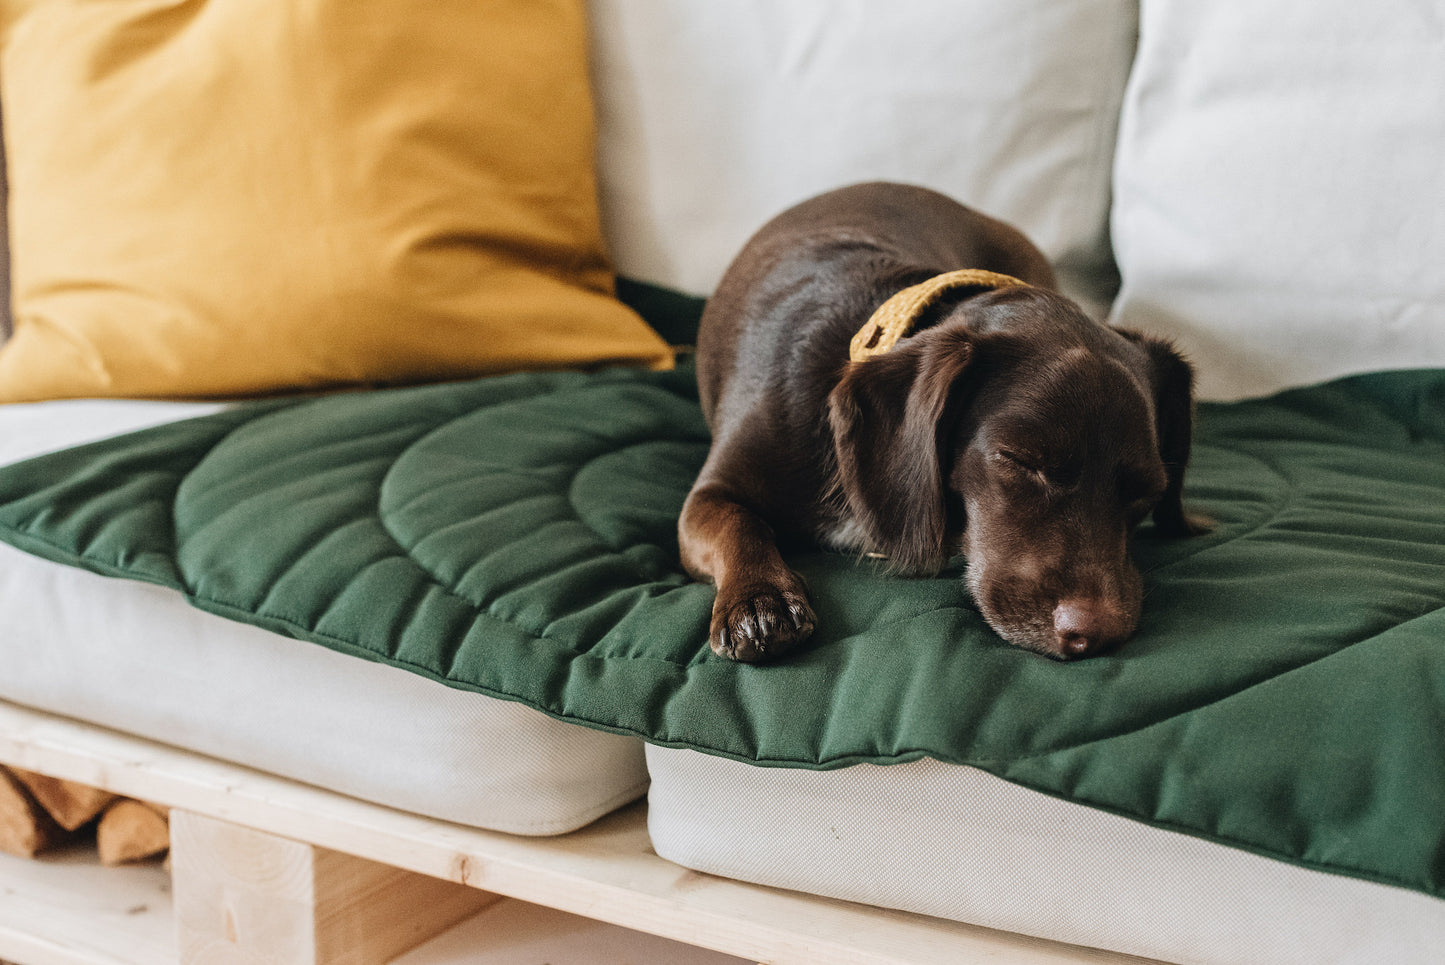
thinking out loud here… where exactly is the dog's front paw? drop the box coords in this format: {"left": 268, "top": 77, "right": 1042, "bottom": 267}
{"left": 710, "top": 585, "right": 816, "bottom": 663}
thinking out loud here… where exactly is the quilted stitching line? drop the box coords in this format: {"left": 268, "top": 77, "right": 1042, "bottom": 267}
{"left": 369, "top": 384, "right": 706, "bottom": 656}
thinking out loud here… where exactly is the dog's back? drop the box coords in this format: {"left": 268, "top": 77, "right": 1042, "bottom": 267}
{"left": 696, "top": 182, "right": 1055, "bottom": 428}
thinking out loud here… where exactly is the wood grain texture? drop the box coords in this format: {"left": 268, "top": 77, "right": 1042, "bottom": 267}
{"left": 96, "top": 800, "right": 169, "bottom": 866}
{"left": 0, "top": 767, "right": 59, "bottom": 859}
{"left": 5, "top": 768, "right": 116, "bottom": 832}
{"left": 171, "top": 810, "right": 494, "bottom": 965}
{"left": 0, "top": 845, "right": 174, "bottom": 965}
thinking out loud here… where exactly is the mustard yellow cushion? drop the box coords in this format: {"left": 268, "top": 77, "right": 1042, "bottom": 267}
{"left": 0, "top": 0, "right": 671, "bottom": 402}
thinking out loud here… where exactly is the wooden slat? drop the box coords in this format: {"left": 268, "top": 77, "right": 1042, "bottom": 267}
{"left": 0, "top": 702, "right": 1163, "bottom": 965}
{"left": 170, "top": 811, "right": 494, "bottom": 964}
{"left": 393, "top": 896, "right": 753, "bottom": 964}
{"left": 0, "top": 845, "right": 174, "bottom": 965}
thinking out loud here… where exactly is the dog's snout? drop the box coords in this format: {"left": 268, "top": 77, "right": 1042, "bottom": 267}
{"left": 1051, "top": 599, "right": 1131, "bottom": 658}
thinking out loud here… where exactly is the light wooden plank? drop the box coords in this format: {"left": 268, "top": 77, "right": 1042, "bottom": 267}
{"left": 171, "top": 811, "right": 494, "bottom": 964}
{"left": 393, "top": 897, "right": 752, "bottom": 964}
{"left": 0, "top": 702, "right": 1163, "bottom": 965}
{"left": 0, "top": 843, "right": 174, "bottom": 965}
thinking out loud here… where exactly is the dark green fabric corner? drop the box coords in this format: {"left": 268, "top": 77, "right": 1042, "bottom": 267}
{"left": 0, "top": 364, "right": 1442, "bottom": 903}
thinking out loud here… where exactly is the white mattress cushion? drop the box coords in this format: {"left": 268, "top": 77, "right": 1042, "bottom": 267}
{"left": 1110, "top": 0, "right": 1445, "bottom": 400}
{"left": 646, "top": 747, "right": 1445, "bottom": 965}
{"left": 0, "top": 400, "right": 649, "bottom": 835}
{"left": 590, "top": 0, "right": 1138, "bottom": 316}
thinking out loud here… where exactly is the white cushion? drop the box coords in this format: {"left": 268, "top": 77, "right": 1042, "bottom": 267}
{"left": 1110, "top": 1, "right": 1445, "bottom": 400}
{"left": 0, "top": 400, "right": 649, "bottom": 835}
{"left": 646, "top": 747, "right": 1445, "bottom": 965}
{"left": 590, "top": 0, "right": 1138, "bottom": 316}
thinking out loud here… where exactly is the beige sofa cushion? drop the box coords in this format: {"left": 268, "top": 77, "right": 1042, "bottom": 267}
{"left": 590, "top": 0, "right": 1140, "bottom": 317}
{"left": 1110, "top": 0, "right": 1445, "bottom": 399}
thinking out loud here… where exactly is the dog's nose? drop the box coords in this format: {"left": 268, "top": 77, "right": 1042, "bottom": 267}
{"left": 1051, "top": 600, "right": 1130, "bottom": 657}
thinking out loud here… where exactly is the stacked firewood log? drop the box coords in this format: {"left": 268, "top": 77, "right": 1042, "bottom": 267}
{"left": 0, "top": 766, "right": 169, "bottom": 864}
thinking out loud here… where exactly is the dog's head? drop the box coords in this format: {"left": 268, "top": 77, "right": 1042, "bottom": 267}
{"left": 827, "top": 287, "right": 1205, "bottom": 660}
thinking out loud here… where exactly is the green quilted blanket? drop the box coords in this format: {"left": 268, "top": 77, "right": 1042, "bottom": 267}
{"left": 0, "top": 363, "right": 1442, "bottom": 902}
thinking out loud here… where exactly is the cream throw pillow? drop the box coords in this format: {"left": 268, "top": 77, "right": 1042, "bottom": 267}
{"left": 1110, "top": 0, "right": 1445, "bottom": 400}
{"left": 590, "top": 0, "right": 1140, "bottom": 317}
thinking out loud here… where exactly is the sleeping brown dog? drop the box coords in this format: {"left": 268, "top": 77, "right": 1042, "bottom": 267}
{"left": 678, "top": 182, "right": 1206, "bottom": 662}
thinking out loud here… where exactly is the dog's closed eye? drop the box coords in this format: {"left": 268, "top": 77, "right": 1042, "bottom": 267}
{"left": 992, "top": 449, "right": 1077, "bottom": 489}
{"left": 995, "top": 449, "right": 1041, "bottom": 471}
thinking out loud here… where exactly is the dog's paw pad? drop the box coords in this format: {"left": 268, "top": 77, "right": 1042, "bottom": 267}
{"left": 710, "top": 589, "right": 816, "bottom": 663}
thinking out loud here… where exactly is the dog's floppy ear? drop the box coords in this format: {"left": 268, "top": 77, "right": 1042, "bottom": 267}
{"left": 828, "top": 326, "right": 975, "bottom": 573}
{"left": 1118, "top": 329, "right": 1211, "bottom": 537}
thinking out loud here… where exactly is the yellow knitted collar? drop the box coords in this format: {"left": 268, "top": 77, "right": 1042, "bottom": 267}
{"left": 848, "top": 268, "right": 1029, "bottom": 362}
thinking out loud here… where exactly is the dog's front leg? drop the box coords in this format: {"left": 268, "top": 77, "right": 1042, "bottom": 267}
{"left": 678, "top": 484, "right": 816, "bottom": 662}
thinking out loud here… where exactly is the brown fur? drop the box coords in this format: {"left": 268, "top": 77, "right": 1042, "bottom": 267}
{"left": 679, "top": 182, "right": 1205, "bottom": 662}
